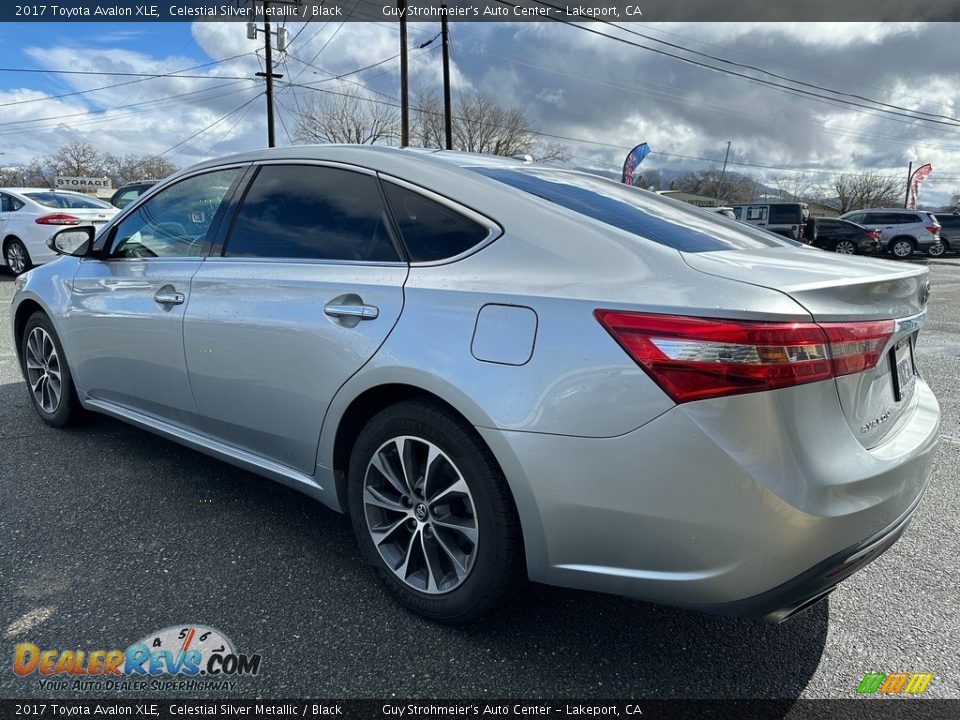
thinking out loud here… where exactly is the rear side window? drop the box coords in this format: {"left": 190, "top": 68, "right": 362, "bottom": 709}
{"left": 23, "top": 192, "right": 112, "bottom": 209}
{"left": 0, "top": 193, "right": 24, "bottom": 212}
{"left": 769, "top": 205, "right": 801, "bottom": 224}
{"left": 382, "top": 182, "right": 490, "bottom": 262}
{"left": 745, "top": 206, "right": 768, "bottom": 222}
{"left": 471, "top": 167, "right": 796, "bottom": 252}
{"left": 225, "top": 165, "right": 399, "bottom": 262}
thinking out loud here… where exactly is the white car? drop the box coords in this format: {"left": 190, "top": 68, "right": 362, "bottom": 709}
{"left": 0, "top": 188, "right": 118, "bottom": 275}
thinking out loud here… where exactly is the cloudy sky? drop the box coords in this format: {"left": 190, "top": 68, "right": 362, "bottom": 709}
{"left": 1, "top": 20, "right": 958, "bottom": 206}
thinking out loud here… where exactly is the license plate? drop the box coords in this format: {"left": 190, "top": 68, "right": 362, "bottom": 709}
{"left": 891, "top": 336, "right": 916, "bottom": 402}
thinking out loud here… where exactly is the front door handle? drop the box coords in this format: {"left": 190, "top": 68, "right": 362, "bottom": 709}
{"left": 324, "top": 303, "right": 379, "bottom": 320}
{"left": 154, "top": 288, "right": 185, "bottom": 305}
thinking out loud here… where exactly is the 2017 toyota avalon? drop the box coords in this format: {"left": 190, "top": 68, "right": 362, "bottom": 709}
{"left": 10, "top": 146, "right": 940, "bottom": 623}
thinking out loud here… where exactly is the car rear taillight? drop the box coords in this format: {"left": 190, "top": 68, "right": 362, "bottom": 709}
{"left": 866, "top": 229, "right": 882, "bottom": 241}
{"left": 594, "top": 311, "right": 894, "bottom": 403}
{"left": 926, "top": 225, "right": 940, "bottom": 235}
{"left": 35, "top": 213, "right": 81, "bottom": 226}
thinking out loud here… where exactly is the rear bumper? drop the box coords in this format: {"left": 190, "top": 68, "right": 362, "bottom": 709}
{"left": 479, "top": 377, "right": 940, "bottom": 611}
{"left": 680, "top": 486, "right": 924, "bottom": 623}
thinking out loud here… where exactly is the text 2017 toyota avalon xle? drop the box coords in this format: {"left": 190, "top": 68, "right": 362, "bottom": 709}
{"left": 11, "top": 146, "right": 939, "bottom": 623}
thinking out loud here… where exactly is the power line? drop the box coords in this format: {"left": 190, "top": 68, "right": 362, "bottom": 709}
{"left": 495, "top": 1, "right": 960, "bottom": 131}
{"left": 0, "top": 53, "right": 257, "bottom": 110}
{"left": 0, "top": 80, "right": 250, "bottom": 130}
{"left": 147, "top": 91, "right": 266, "bottom": 162}
{"left": 281, "top": 81, "right": 960, "bottom": 182}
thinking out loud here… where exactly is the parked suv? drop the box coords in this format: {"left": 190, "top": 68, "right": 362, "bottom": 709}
{"left": 840, "top": 208, "right": 941, "bottom": 258}
{"left": 935, "top": 213, "right": 960, "bottom": 255}
{"left": 728, "top": 202, "right": 809, "bottom": 240}
{"left": 110, "top": 180, "right": 159, "bottom": 210}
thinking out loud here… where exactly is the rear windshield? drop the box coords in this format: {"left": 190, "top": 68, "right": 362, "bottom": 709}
{"left": 470, "top": 167, "right": 798, "bottom": 252}
{"left": 24, "top": 192, "right": 113, "bottom": 210}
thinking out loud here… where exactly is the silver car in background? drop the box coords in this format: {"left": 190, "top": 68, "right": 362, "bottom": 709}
{"left": 11, "top": 146, "right": 939, "bottom": 623}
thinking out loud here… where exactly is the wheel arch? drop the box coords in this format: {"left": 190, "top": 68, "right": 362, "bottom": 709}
{"left": 329, "top": 381, "right": 496, "bottom": 508}
{"left": 12, "top": 298, "right": 46, "bottom": 366}
{"left": 888, "top": 235, "right": 917, "bottom": 250}
{"left": 324, "top": 379, "right": 533, "bottom": 575}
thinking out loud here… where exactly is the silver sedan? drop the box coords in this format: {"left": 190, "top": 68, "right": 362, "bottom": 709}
{"left": 10, "top": 146, "right": 939, "bottom": 623}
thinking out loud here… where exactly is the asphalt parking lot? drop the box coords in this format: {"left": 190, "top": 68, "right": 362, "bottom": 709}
{"left": 0, "top": 262, "right": 958, "bottom": 700}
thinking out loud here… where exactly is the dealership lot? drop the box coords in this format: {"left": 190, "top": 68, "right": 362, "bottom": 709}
{"left": 0, "top": 264, "right": 958, "bottom": 700}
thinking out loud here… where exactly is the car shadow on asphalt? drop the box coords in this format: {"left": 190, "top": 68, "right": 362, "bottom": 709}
{"left": 0, "top": 380, "right": 826, "bottom": 700}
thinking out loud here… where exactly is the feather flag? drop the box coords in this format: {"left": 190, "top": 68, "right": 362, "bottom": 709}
{"left": 621, "top": 143, "right": 650, "bottom": 186}
{"left": 907, "top": 163, "right": 932, "bottom": 209}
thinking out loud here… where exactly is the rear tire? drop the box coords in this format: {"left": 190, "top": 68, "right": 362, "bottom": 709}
{"left": 833, "top": 240, "right": 857, "bottom": 254}
{"left": 889, "top": 237, "right": 916, "bottom": 259}
{"left": 4, "top": 238, "right": 31, "bottom": 276}
{"left": 20, "top": 312, "right": 83, "bottom": 428}
{"left": 928, "top": 241, "right": 948, "bottom": 257}
{"left": 347, "top": 400, "right": 524, "bottom": 622}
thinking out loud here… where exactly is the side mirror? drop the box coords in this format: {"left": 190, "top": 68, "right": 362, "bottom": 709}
{"left": 47, "top": 226, "right": 95, "bottom": 257}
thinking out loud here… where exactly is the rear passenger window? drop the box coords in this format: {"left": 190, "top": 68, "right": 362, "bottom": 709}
{"left": 769, "top": 205, "right": 799, "bottom": 224}
{"left": 225, "top": 165, "right": 399, "bottom": 262}
{"left": 382, "top": 182, "right": 491, "bottom": 262}
{"left": 745, "top": 206, "right": 768, "bottom": 222}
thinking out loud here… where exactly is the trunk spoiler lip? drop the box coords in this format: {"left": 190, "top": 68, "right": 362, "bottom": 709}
{"left": 894, "top": 310, "right": 927, "bottom": 334}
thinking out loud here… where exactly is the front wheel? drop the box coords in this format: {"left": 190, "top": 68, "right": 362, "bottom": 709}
{"left": 833, "top": 240, "right": 857, "bottom": 254}
{"left": 889, "top": 238, "right": 916, "bottom": 259}
{"left": 928, "top": 241, "right": 948, "bottom": 257}
{"left": 347, "top": 400, "right": 524, "bottom": 622}
{"left": 20, "top": 312, "right": 83, "bottom": 427}
{"left": 4, "top": 238, "right": 31, "bottom": 276}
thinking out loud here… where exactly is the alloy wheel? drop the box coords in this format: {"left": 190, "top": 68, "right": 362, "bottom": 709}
{"left": 24, "top": 327, "right": 62, "bottom": 413}
{"left": 928, "top": 242, "right": 946, "bottom": 257}
{"left": 891, "top": 240, "right": 914, "bottom": 258}
{"left": 363, "top": 435, "right": 479, "bottom": 594}
{"left": 6, "top": 242, "right": 26, "bottom": 274}
{"left": 834, "top": 241, "right": 856, "bottom": 254}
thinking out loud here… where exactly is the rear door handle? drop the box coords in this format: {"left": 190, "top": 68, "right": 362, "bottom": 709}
{"left": 324, "top": 303, "right": 379, "bottom": 320}
{"left": 154, "top": 288, "right": 185, "bottom": 305}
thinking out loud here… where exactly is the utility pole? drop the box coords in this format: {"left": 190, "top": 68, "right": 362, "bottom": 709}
{"left": 716, "top": 141, "right": 731, "bottom": 200}
{"left": 247, "top": 2, "right": 288, "bottom": 149}
{"left": 441, "top": 7, "right": 453, "bottom": 150}
{"left": 398, "top": 0, "right": 409, "bottom": 147}
{"left": 904, "top": 161, "right": 914, "bottom": 208}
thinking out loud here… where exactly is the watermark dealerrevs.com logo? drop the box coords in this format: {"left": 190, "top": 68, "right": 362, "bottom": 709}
{"left": 12, "top": 625, "right": 262, "bottom": 692}
{"left": 856, "top": 672, "right": 933, "bottom": 695}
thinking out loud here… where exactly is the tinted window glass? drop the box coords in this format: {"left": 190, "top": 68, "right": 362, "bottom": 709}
{"left": 472, "top": 167, "right": 798, "bottom": 252}
{"left": 382, "top": 182, "right": 490, "bottom": 262}
{"left": 844, "top": 212, "right": 865, "bottom": 224}
{"left": 938, "top": 215, "right": 960, "bottom": 228}
{"left": 112, "top": 168, "right": 240, "bottom": 259}
{"left": 24, "top": 192, "right": 112, "bottom": 209}
{"left": 863, "top": 213, "right": 887, "bottom": 225}
{"left": 0, "top": 193, "right": 21, "bottom": 212}
{"left": 225, "top": 165, "right": 398, "bottom": 262}
{"left": 769, "top": 205, "right": 801, "bottom": 224}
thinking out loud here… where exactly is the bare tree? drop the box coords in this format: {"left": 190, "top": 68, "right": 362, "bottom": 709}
{"left": 826, "top": 171, "right": 902, "bottom": 214}
{"left": 48, "top": 141, "right": 107, "bottom": 177}
{"left": 943, "top": 192, "right": 960, "bottom": 212}
{"left": 103, "top": 154, "right": 178, "bottom": 186}
{"left": 294, "top": 93, "right": 399, "bottom": 145}
{"left": 674, "top": 169, "right": 754, "bottom": 203}
{"left": 635, "top": 169, "right": 662, "bottom": 190}
{"left": 411, "top": 89, "right": 568, "bottom": 162}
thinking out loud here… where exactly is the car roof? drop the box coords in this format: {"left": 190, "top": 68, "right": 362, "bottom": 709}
{"left": 185, "top": 144, "right": 530, "bottom": 175}
{"left": 0, "top": 187, "right": 90, "bottom": 194}
{"left": 844, "top": 208, "right": 928, "bottom": 213}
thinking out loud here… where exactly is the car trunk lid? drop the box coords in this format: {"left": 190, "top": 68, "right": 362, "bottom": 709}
{"left": 681, "top": 247, "right": 930, "bottom": 448}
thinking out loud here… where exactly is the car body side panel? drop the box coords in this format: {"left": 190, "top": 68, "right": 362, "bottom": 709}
{"left": 183, "top": 259, "right": 408, "bottom": 476}
{"left": 477, "top": 378, "right": 938, "bottom": 604}
{"left": 64, "top": 258, "right": 203, "bottom": 427}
